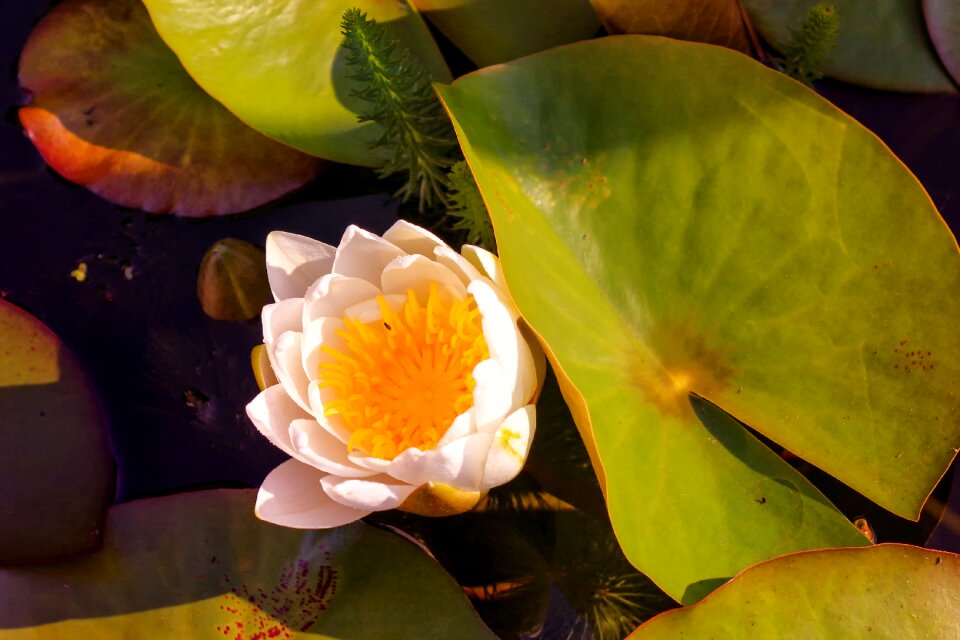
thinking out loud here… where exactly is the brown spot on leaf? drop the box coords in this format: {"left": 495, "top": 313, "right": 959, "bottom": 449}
{"left": 894, "top": 342, "right": 934, "bottom": 373}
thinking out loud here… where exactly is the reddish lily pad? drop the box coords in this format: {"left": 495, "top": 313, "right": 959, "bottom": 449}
{"left": 18, "top": 0, "right": 323, "bottom": 217}
{"left": 741, "top": 0, "right": 956, "bottom": 93}
{"left": 0, "top": 300, "right": 113, "bottom": 564}
{"left": 589, "top": 0, "right": 752, "bottom": 53}
{"left": 628, "top": 545, "right": 960, "bottom": 638}
{"left": 411, "top": 0, "right": 601, "bottom": 67}
{"left": 438, "top": 36, "right": 960, "bottom": 602}
{"left": 925, "top": 0, "right": 960, "bottom": 86}
{"left": 0, "top": 489, "right": 494, "bottom": 639}
{"left": 141, "top": 0, "right": 451, "bottom": 167}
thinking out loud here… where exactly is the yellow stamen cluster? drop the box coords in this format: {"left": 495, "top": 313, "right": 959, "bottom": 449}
{"left": 319, "top": 283, "right": 489, "bottom": 460}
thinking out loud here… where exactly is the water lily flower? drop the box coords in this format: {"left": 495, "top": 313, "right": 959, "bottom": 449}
{"left": 247, "top": 221, "right": 541, "bottom": 528}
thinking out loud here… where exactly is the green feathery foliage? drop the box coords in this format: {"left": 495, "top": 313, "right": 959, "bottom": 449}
{"left": 781, "top": 3, "right": 840, "bottom": 85}
{"left": 447, "top": 160, "right": 495, "bottom": 250}
{"left": 340, "top": 8, "right": 457, "bottom": 211}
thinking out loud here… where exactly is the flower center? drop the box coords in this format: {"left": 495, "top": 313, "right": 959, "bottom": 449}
{"left": 318, "top": 283, "right": 489, "bottom": 460}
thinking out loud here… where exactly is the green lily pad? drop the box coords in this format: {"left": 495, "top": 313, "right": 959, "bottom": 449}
{"left": 0, "top": 300, "right": 113, "bottom": 564}
{"left": 628, "top": 544, "right": 960, "bottom": 638}
{"left": 0, "top": 489, "right": 494, "bottom": 639}
{"left": 18, "top": 0, "right": 323, "bottom": 217}
{"left": 925, "top": 0, "right": 960, "bottom": 86}
{"left": 411, "top": 0, "right": 600, "bottom": 67}
{"left": 141, "top": 0, "right": 451, "bottom": 167}
{"left": 437, "top": 36, "right": 960, "bottom": 602}
{"left": 740, "top": 0, "right": 956, "bottom": 93}
{"left": 589, "top": 0, "right": 752, "bottom": 53}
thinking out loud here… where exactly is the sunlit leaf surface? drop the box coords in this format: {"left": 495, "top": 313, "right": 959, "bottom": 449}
{"left": 628, "top": 545, "right": 960, "bottom": 638}
{"left": 18, "top": 0, "right": 323, "bottom": 217}
{"left": 142, "top": 0, "right": 451, "bottom": 167}
{"left": 438, "top": 35, "right": 960, "bottom": 602}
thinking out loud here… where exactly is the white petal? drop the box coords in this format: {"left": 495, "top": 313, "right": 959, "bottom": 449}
{"left": 480, "top": 405, "right": 535, "bottom": 490}
{"left": 461, "top": 244, "right": 506, "bottom": 289}
{"left": 437, "top": 410, "right": 476, "bottom": 447}
{"left": 262, "top": 299, "right": 305, "bottom": 343}
{"left": 266, "top": 231, "right": 336, "bottom": 301}
{"left": 321, "top": 474, "right": 418, "bottom": 511}
{"left": 331, "top": 225, "right": 405, "bottom": 285}
{"left": 471, "top": 359, "right": 514, "bottom": 433}
{"left": 289, "top": 418, "right": 377, "bottom": 478}
{"left": 381, "top": 254, "right": 466, "bottom": 301}
{"left": 256, "top": 459, "right": 371, "bottom": 529}
{"left": 246, "top": 385, "right": 311, "bottom": 459}
{"left": 301, "top": 317, "right": 347, "bottom": 382}
{"left": 303, "top": 273, "right": 381, "bottom": 324}
{"left": 382, "top": 219, "right": 446, "bottom": 257}
{"left": 342, "top": 294, "right": 406, "bottom": 323}
{"left": 308, "top": 380, "right": 354, "bottom": 443}
{"left": 434, "top": 245, "right": 485, "bottom": 286}
{"left": 267, "top": 331, "right": 312, "bottom": 413}
{"left": 470, "top": 278, "right": 538, "bottom": 408}
{"left": 386, "top": 432, "right": 494, "bottom": 491}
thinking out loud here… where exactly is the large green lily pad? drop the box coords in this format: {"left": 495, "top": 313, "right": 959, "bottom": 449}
{"left": 590, "top": 0, "right": 752, "bottom": 53}
{"left": 438, "top": 36, "right": 960, "bottom": 602}
{"left": 0, "top": 489, "right": 494, "bottom": 639}
{"left": 18, "top": 0, "right": 323, "bottom": 217}
{"left": 740, "top": 0, "right": 956, "bottom": 93}
{"left": 0, "top": 300, "right": 113, "bottom": 564}
{"left": 141, "top": 0, "right": 451, "bottom": 167}
{"left": 410, "top": 0, "right": 600, "bottom": 67}
{"left": 628, "top": 544, "right": 960, "bottom": 638}
{"left": 926, "top": 0, "right": 960, "bottom": 86}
